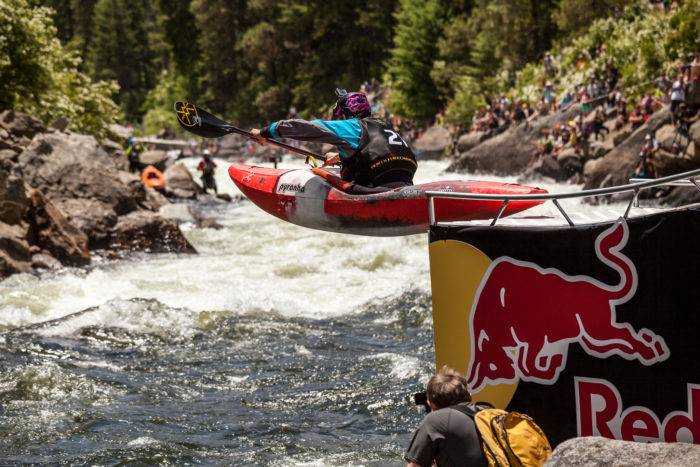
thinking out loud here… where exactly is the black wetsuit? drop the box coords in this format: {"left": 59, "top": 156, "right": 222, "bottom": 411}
{"left": 260, "top": 117, "right": 417, "bottom": 194}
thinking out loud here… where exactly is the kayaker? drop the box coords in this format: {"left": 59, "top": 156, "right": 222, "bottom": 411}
{"left": 125, "top": 137, "right": 145, "bottom": 173}
{"left": 197, "top": 149, "right": 218, "bottom": 194}
{"left": 250, "top": 89, "right": 417, "bottom": 194}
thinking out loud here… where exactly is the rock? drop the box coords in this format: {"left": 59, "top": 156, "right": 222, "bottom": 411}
{"left": 109, "top": 211, "right": 196, "bottom": 254}
{"left": 653, "top": 148, "right": 700, "bottom": 178}
{"left": 139, "top": 150, "right": 169, "bottom": 171}
{"left": 0, "top": 149, "right": 19, "bottom": 164}
{"left": 584, "top": 107, "right": 672, "bottom": 189}
{"left": 31, "top": 252, "right": 62, "bottom": 270}
{"left": 196, "top": 217, "right": 223, "bottom": 230}
{"left": 413, "top": 125, "right": 452, "bottom": 159}
{"left": 0, "top": 139, "right": 24, "bottom": 153}
{"left": 158, "top": 203, "right": 196, "bottom": 224}
{"left": 50, "top": 117, "right": 70, "bottom": 131}
{"left": 25, "top": 189, "right": 90, "bottom": 266}
{"left": 544, "top": 436, "right": 700, "bottom": 466}
{"left": 216, "top": 193, "right": 233, "bottom": 202}
{"left": 0, "top": 222, "right": 32, "bottom": 278}
{"left": 100, "top": 139, "right": 123, "bottom": 156}
{"left": 557, "top": 150, "right": 583, "bottom": 178}
{"left": 108, "top": 123, "right": 132, "bottom": 141}
{"left": 588, "top": 141, "right": 613, "bottom": 160}
{"left": 533, "top": 154, "right": 562, "bottom": 180}
{"left": 449, "top": 104, "right": 583, "bottom": 175}
{"left": 0, "top": 165, "right": 29, "bottom": 225}
{"left": 164, "top": 162, "right": 201, "bottom": 197}
{"left": 19, "top": 132, "right": 147, "bottom": 215}
{"left": 612, "top": 127, "right": 632, "bottom": 146}
{"left": 656, "top": 123, "right": 679, "bottom": 151}
{"left": 661, "top": 185, "right": 700, "bottom": 207}
{"left": 0, "top": 110, "right": 45, "bottom": 139}
{"left": 457, "top": 132, "right": 485, "bottom": 153}
{"left": 142, "top": 186, "right": 169, "bottom": 211}
{"left": 216, "top": 132, "right": 248, "bottom": 159}
{"left": 55, "top": 198, "right": 117, "bottom": 249}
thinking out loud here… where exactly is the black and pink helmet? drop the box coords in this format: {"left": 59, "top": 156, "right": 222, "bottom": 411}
{"left": 332, "top": 89, "right": 371, "bottom": 119}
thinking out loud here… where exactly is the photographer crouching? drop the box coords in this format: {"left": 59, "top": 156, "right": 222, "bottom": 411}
{"left": 405, "top": 366, "right": 487, "bottom": 467}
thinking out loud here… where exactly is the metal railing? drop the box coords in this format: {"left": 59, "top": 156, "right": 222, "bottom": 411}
{"left": 426, "top": 168, "right": 700, "bottom": 227}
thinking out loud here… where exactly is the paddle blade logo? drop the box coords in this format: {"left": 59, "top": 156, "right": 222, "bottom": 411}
{"left": 175, "top": 102, "right": 200, "bottom": 127}
{"left": 466, "top": 220, "right": 670, "bottom": 393}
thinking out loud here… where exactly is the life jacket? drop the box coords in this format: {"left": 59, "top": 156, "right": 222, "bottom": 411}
{"left": 340, "top": 118, "right": 417, "bottom": 187}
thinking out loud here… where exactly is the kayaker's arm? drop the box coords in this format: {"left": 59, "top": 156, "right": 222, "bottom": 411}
{"left": 260, "top": 118, "right": 361, "bottom": 158}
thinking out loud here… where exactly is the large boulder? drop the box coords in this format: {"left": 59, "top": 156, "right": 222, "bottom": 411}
{"left": 584, "top": 107, "right": 672, "bottom": 189}
{"left": 109, "top": 211, "right": 196, "bottom": 254}
{"left": 216, "top": 133, "right": 248, "bottom": 159}
{"left": 0, "top": 221, "right": 32, "bottom": 278}
{"left": 545, "top": 436, "right": 700, "bottom": 466}
{"left": 25, "top": 189, "right": 90, "bottom": 266}
{"left": 449, "top": 105, "right": 582, "bottom": 175}
{"left": 457, "top": 132, "right": 486, "bottom": 153}
{"left": 139, "top": 150, "right": 169, "bottom": 171}
{"left": 54, "top": 198, "right": 117, "bottom": 249}
{"left": 0, "top": 163, "right": 29, "bottom": 225}
{"left": 18, "top": 132, "right": 146, "bottom": 215}
{"left": 164, "top": 162, "right": 201, "bottom": 197}
{"left": 158, "top": 203, "right": 196, "bottom": 224}
{"left": 413, "top": 125, "right": 452, "bottom": 159}
{"left": 0, "top": 110, "right": 45, "bottom": 139}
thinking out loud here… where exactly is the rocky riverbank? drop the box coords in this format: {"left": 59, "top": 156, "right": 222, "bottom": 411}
{"left": 0, "top": 110, "right": 214, "bottom": 280}
{"left": 423, "top": 104, "right": 700, "bottom": 204}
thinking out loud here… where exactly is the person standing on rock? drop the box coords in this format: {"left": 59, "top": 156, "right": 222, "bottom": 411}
{"left": 197, "top": 149, "right": 218, "bottom": 194}
{"left": 250, "top": 89, "right": 417, "bottom": 194}
{"left": 125, "top": 137, "right": 144, "bottom": 174}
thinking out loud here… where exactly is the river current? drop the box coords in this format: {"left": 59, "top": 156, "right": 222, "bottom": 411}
{"left": 0, "top": 159, "right": 582, "bottom": 465}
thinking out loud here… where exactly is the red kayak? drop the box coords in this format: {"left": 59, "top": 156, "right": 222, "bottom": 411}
{"left": 229, "top": 164, "right": 546, "bottom": 236}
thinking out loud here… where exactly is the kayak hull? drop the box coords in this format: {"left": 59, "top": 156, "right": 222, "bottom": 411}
{"left": 229, "top": 164, "right": 547, "bottom": 236}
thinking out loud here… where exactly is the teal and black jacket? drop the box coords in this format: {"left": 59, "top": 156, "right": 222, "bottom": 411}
{"left": 260, "top": 118, "right": 417, "bottom": 189}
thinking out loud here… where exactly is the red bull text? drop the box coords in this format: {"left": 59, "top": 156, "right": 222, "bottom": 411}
{"left": 429, "top": 210, "right": 700, "bottom": 445}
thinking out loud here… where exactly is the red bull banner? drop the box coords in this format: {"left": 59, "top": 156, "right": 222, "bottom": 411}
{"left": 428, "top": 208, "right": 700, "bottom": 446}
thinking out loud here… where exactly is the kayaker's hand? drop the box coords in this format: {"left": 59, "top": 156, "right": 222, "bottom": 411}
{"left": 250, "top": 129, "right": 267, "bottom": 146}
{"left": 324, "top": 152, "right": 341, "bottom": 166}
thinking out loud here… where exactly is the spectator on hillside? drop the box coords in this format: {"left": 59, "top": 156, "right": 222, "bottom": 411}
{"left": 670, "top": 74, "right": 686, "bottom": 123}
{"left": 615, "top": 96, "right": 629, "bottom": 130}
{"left": 543, "top": 81, "right": 555, "bottom": 109}
{"left": 544, "top": 52, "right": 556, "bottom": 77}
{"left": 560, "top": 92, "right": 575, "bottom": 110}
{"left": 635, "top": 133, "right": 658, "bottom": 179}
{"left": 592, "top": 106, "right": 610, "bottom": 140}
{"left": 630, "top": 105, "right": 645, "bottom": 130}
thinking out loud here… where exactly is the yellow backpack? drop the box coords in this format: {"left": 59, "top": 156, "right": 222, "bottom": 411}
{"left": 472, "top": 407, "right": 552, "bottom": 467}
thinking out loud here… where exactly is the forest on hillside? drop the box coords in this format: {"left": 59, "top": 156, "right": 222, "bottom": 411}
{"left": 1, "top": 0, "right": 699, "bottom": 137}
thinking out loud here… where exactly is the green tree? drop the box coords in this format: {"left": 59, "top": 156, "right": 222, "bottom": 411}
{"left": 0, "top": 0, "right": 120, "bottom": 137}
{"left": 554, "top": 0, "right": 634, "bottom": 38}
{"left": 88, "top": 0, "right": 157, "bottom": 119}
{"left": 386, "top": 0, "right": 444, "bottom": 121}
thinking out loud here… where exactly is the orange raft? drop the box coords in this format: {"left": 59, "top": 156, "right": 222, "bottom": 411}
{"left": 141, "top": 165, "right": 165, "bottom": 190}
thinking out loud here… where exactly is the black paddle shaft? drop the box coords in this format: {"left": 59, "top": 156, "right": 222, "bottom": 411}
{"left": 174, "top": 102, "right": 326, "bottom": 162}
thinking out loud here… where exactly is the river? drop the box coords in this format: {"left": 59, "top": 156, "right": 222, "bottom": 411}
{"left": 0, "top": 159, "right": 582, "bottom": 465}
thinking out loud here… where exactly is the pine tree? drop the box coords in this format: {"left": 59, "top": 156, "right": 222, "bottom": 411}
{"left": 385, "top": 0, "right": 444, "bottom": 122}
{"left": 87, "top": 0, "right": 157, "bottom": 118}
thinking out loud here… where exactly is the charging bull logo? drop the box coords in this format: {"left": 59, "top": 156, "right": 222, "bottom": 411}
{"left": 467, "top": 220, "right": 670, "bottom": 393}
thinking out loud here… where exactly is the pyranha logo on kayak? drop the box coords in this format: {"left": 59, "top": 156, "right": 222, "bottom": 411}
{"left": 278, "top": 183, "right": 305, "bottom": 193}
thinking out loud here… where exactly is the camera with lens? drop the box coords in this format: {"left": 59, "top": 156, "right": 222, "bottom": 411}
{"left": 413, "top": 391, "right": 431, "bottom": 414}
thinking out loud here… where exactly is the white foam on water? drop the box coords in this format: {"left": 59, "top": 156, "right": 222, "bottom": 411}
{"left": 364, "top": 352, "right": 426, "bottom": 380}
{"left": 0, "top": 158, "right": 584, "bottom": 335}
